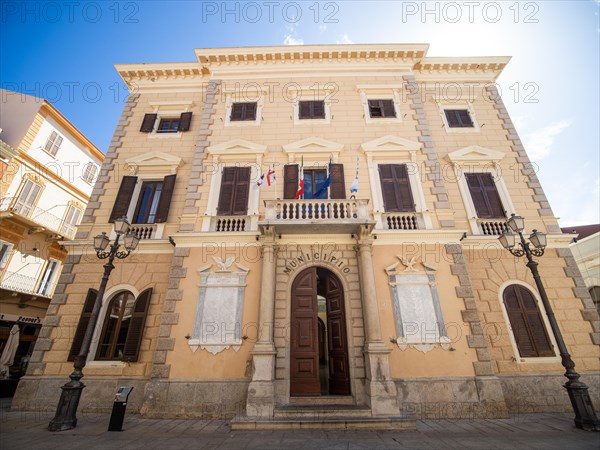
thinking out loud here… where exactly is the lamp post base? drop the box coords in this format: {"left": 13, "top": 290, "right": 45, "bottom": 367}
{"left": 565, "top": 380, "right": 600, "bottom": 431}
{"left": 48, "top": 378, "right": 85, "bottom": 432}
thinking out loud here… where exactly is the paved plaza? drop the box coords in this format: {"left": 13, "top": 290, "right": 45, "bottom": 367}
{"left": 1, "top": 399, "right": 599, "bottom": 449}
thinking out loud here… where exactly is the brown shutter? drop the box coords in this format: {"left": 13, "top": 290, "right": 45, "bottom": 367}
{"left": 178, "top": 112, "right": 192, "bottom": 131}
{"left": 284, "top": 164, "right": 299, "bottom": 199}
{"left": 382, "top": 100, "right": 396, "bottom": 118}
{"left": 232, "top": 167, "right": 251, "bottom": 215}
{"left": 379, "top": 164, "right": 399, "bottom": 212}
{"left": 444, "top": 110, "right": 461, "bottom": 127}
{"left": 313, "top": 101, "right": 325, "bottom": 118}
{"left": 230, "top": 103, "right": 243, "bottom": 121}
{"left": 503, "top": 285, "right": 554, "bottom": 358}
{"left": 140, "top": 113, "right": 157, "bottom": 132}
{"left": 122, "top": 288, "right": 152, "bottom": 362}
{"left": 246, "top": 102, "right": 257, "bottom": 120}
{"left": 109, "top": 176, "right": 137, "bottom": 223}
{"left": 394, "top": 164, "right": 415, "bottom": 212}
{"left": 481, "top": 173, "right": 505, "bottom": 218}
{"left": 299, "top": 101, "right": 311, "bottom": 119}
{"left": 217, "top": 167, "right": 237, "bottom": 215}
{"left": 457, "top": 109, "right": 473, "bottom": 127}
{"left": 68, "top": 289, "right": 98, "bottom": 361}
{"left": 154, "top": 174, "right": 176, "bottom": 223}
{"left": 329, "top": 164, "right": 346, "bottom": 199}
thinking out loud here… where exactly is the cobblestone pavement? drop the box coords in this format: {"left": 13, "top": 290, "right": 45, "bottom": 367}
{"left": 1, "top": 400, "right": 598, "bottom": 450}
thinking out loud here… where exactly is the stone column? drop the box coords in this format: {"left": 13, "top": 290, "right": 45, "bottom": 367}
{"left": 356, "top": 225, "right": 400, "bottom": 416}
{"left": 246, "top": 226, "right": 277, "bottom": 418}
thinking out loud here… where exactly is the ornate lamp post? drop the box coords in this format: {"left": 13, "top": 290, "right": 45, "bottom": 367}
{"left": 499, "top": 214, "right": 600, "bottom": 431}
{"left": 49, "top": 217, "right": 139, "bottom": 432}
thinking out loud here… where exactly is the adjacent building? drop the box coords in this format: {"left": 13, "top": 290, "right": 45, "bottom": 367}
{"left": 11, "top": 45, "right": 599, "bottom": 427}
{"left": 0, "top": 89, "right": 103, "bottom": 386}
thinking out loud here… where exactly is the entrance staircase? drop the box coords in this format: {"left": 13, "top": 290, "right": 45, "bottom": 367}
{"left": 230, "top": 397, "right": 416, "bottom": 430}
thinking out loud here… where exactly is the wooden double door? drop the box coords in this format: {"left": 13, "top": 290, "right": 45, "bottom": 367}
{"left": 290, "top": 267, "right": 351, "bottom": 396}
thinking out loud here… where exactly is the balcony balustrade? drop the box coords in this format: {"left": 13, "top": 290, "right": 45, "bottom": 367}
{"left": 0, "top": 197, "right": 77, "bottom": 240}
{"left": 0, "top": 270, "right": 52, "bottom": 298}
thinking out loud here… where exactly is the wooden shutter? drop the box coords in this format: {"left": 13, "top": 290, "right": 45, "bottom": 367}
{"left": 444, "top": 110, "right": 461, "bottom": 127}
{"left": 466, "top": 173, "right": 505, "bottom": 219}
{"left": 382, "top": 100, "right": 396, "bottom": 118}
{"left": 379, "top": 164, "right": 414, "bottom": 212}
{"left": 284, "top": 164, "right": 299, "bottom": 199}
{"left": 68, "top": 289, "right": 98, "bottom": 361}
{"left": 312, "top": 101, "right": 325, "bottom": 118}
{"left": 230, "top": 103, "right": 244, "bottom": 121}
{"left": 178, "top": 112, "right": 192, "bottom": 131}
{"left": 140, "top": 113, "right": 157, "bottom": 132}
{"left": 154, "top": 174, "right": 176, "bottom": 223}
{"left": 217, "top": 167, "right": 237, "bottom": 215}
{"left": 394, "top": 165, "right": 414, "bottom": 212}
{"left": 245, "top": 102, "right": 257, "bottom": 120}
{"left": 109, "top": 176, "right": 137, "bottom": 223}
{"left": 299, "top": 101, "right": 311, "bottom": 119}
{"left": 122, "top": 288, "right": 152, "bottom": 362}
{"left": 503, "top": 285, "right": 554, "bottom": 358}
{"left": 329, "top": 164, "right": 346, "bottom": 199}
{"left": 232, "top": 167, "right": 251, "bottom": 215}
{"left": 457, "top": 109, "right": 473, "bottom": 127}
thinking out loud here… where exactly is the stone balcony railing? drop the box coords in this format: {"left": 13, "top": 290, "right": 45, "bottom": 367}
{"left": 477, "top": 219, "right": 508, "bottom": 236}
{"left": 261, "top": 199, "right": 371, "bottom": 234}
{"left": 0, "top": 197, "right": 77, "bottom": 240}
{"left": 381, "top": 213, "right": 423, "bottom": 230}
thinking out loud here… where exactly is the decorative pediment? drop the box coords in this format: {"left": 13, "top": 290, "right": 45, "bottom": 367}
{"left": 207, "top": 139, "right": 267, "bottom": 156}
{"left": 283, "top": 137, "right": 344, "bottom": 163}
{"left": 447, "top": 145, "right": 506, "bottom": 163}
{"left": 125, "top": 151, "right": 184, "bottom": 174}
{"left": 360, "top": 135, "right": 422, "bottom": 154}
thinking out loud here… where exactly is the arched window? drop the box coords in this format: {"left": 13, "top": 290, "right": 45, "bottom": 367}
{"left": 96, "top": 291, "right": 136, "bottom": 360}
{"left": 68, "top": 288, "right": 152, "bottom": 363}
{"left": 502, "top": 284, "right": 554, "bottom": 358}
{"left": 589, "top": 286, "right": 600, "bottom": 314}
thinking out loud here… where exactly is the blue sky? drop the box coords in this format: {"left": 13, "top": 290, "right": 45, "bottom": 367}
{"left": 1, "top": 1, "right": 598, "bottom": 226}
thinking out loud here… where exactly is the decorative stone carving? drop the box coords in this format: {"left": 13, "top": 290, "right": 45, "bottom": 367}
{"left": 189, "top": 260, "right": 249, "bottom": 355}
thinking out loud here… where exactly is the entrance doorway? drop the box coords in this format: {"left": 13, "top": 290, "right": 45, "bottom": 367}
{"left": 290, "top": 267, "right": 351, "bottom": 397}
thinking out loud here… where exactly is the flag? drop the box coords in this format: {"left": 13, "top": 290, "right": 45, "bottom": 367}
{"left": 314, "top": 159, "right": 332, "bottom": 198}
{"left": 256, "top": 172, "right": 265, "bottom": 187}
{"left": 266, "top": 164, "right": 276, "bottom": 186}
{"left": 294, "top": 156, "right": 304, "bottom": 199}
{"left": 350, "top": 156, "right": 359, "bottom": 195}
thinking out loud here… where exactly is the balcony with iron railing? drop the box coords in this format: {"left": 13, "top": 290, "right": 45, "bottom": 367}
{"left": 0, "top": 270, "right": 53, "bottom": 298}
{"left": 0, "top": 197, "right": 77, "bottom": 240}
{"left": 261, "top": 199, "right": 373, "bottom": 234}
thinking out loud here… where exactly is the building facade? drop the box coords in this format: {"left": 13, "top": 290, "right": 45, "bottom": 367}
{"left": 12, "top": 45, "right": 599, "bottom": 425}
{"left": 0, "top": 89, "right": 103, "bottom": 386}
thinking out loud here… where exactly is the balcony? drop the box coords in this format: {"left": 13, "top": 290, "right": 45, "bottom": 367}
{"left": 477, "top": 219, "right": 508, "bottom": 236}
{"left": 0, "top": 271, "right": 51, "bottom": 298}
{"left": 381, "top": 213, "right": 423, "bottom": 231}
{"left": 261, "top": 199, "right": 372, "bottom": 234}
{"left": 0, "top": 197, "right": 77, "bottom": 240}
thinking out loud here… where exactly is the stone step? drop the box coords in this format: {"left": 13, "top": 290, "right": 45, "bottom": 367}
{"left": 289, "top": 396, "right": 354, "bottom": 405}
{"left": 230, "top": 414, "right": 416, "bottom": 431}
{"left": 274, "top": 404, "right": 371, "bottom": 418}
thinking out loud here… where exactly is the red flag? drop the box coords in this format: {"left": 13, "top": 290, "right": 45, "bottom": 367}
{"left": 294, "top": 157, "right": 304, "bottom": 199}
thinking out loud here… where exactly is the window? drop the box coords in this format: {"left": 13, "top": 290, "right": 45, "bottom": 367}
{"left": 69, "top": 288, "right": 152, "bottom": 362}
{"left": 43, "top": 131, "right": 63, "bottom": 156}
{"left": 466, "top": 173, "right": 505, "bottom": 219}
{"left": 368, "top": 99, "right": 396, "bottom": 118}
{"left": 378, "top": 164, "right": 415, "bottom": 212}
{"left": 590, "top": 286, "right": 600, "bottom": 315}
{"left": 444, "top": 109, "right": 474, "bottom": 128}
{"left": 82, "top": 163, "right": 98, "bottom": 184}
{"left": 36, "top": 259, "right": 60, "bottom": 297}
{"left": 109, "top": 175, "right": 176, "bottom": 224}
{"left": 283, "top": 164, "right": 346, "bottom": 200}
{"left": 503, "top": 284, "right": 554, "bottom": 358}
{"left": 230, "top": 102, "right": 257, "bottom": 121}
{"left": 217, "top": 167, "right": 251, "bottom": 216}
{"left": 0, "top": 241, "right": 14, "bottom": 271}
{"left": 298, "top": 101, "right": 326, "bottom": 120}
{"left": 13, "top": 178, "right": 42, "bottom": 216}
{"left": 60, "top": 204, "right": 83, "bottom": 237}
{"left": 139, "top": 112, "right": 192, "bottom": 133}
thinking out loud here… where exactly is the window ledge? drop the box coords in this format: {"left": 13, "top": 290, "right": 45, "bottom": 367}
{"left": 516, "top": 356, "right": 561, "bottom": 364}
{"left": 86, "top": 361, "right": 126, "bottom": 367}
{"left": 444, "top": 127, "right": 480, "bottom": 134}
{"left": 225, "top": 120, "right": 260, "bottom": 127}
{"left": 366, "top": 117, "right": 402, "bottom": 124}
{"left": 147, "top": 132, "right": 182, "bottom": 139}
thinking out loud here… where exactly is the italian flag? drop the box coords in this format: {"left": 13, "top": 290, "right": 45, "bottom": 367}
{"left": 294, "top": 156, "right": 304, "bottom": 199}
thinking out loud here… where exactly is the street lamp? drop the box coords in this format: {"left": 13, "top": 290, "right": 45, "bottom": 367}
{"left": 499, "top": 214, "right": 600, "bottom": 431}
{"left": 48, "top": 217, "right": 139, "bottom": 432}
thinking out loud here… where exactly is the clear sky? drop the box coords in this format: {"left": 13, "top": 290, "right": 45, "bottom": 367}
{"left": 1, "top": 1, "right": 598, "bottom": 226}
